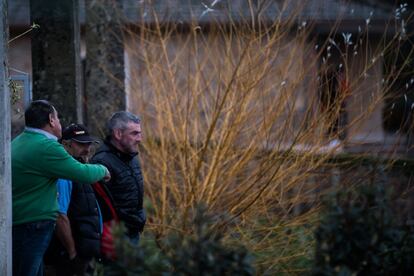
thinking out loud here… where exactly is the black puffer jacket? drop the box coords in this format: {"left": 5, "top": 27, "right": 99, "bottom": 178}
{"left": 67, "top": 181, "right": 101, "bottom": 259}
{"left": 44, "top": 180, "right": 101, "bottom": 264}
{"left": 91, "top": 140, "right": 146, "bottom": 237}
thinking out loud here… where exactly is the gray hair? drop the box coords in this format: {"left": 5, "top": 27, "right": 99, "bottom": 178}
{"left": 106, "top": 111, "right": 141, "bottom": 137}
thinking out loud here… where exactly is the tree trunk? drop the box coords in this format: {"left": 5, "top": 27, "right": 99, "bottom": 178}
{"left": 85, "top": 0, "right": 126, "bottom": 137}
{"left": 30, "top": 0, "right": 82, "bottom": 126}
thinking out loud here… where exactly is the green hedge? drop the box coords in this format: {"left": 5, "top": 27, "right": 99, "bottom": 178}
{"left": 313, "top": 179, "right": 414, "bottom": 275}
{"left": 95, "top": 204, "right": 254, "bottom": 275}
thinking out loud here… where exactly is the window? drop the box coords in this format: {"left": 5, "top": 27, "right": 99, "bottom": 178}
{"left": 10, "top": 69, "right": 31, "bottom": 138}
{"left": 319, "top": 67, "right": 348, "bottom": 141}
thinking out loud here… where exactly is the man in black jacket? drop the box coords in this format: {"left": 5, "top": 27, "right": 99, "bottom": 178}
{"left": 45, "top": 124, "right": 102, "bottom": 275}
{"left": 91, "top": 111, "right": 146, "bottom": 241}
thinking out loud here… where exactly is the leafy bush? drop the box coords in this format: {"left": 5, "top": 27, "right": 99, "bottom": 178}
{"left": 162, "top": 204, "right": 254, "bottom": 275}
{"left": 95, "top": 204, "right": 254, "bottom": 275}
{"left": 93, "top": 223, "right": 169, "bottom": 275}
{"left": 313, "top": 181, "right": 414, "bottom": 275}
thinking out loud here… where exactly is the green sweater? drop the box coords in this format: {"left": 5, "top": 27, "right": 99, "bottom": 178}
{"left": 12, "top": 130, "right": 107, "bottom": 225}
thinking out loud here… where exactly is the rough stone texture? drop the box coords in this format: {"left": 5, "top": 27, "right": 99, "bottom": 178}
{"left": 0, "top": 0, "right": 12, "bottom": 274}
{"left": 85, "top": 0, "right": 125, "bottom": 137}
{"left": 30, "top": 0, "right": 82, "bottom": 126}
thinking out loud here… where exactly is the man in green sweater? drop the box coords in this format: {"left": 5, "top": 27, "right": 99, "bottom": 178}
{"left": 12, "top": 100, "right": 110, "bottom": 276}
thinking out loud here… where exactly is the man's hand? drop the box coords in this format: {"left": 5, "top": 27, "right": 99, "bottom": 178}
{"left": 56, "top": 214, "right": 77, "bottom": 262}
{"left": 68, "top": 254, "right": 85, "bottom": 275}
{"left": 103, "top": 167, "right": 111, "bottom": 182}
{"left": 68, "top": 249, "right": 77, "bottom": 260}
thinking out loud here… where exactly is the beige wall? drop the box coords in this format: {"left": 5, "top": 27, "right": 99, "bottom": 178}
{"left": 124, "top": 30, "right": 321, "bottom": 147}
{"left": 124, "top": 30, "right": 392, "bottom": 151}
{"left": 9, "top": 36, "right": 32, "bottom": 76}
{"left": 8, "top": 30, "right": 391, "bottom": 149}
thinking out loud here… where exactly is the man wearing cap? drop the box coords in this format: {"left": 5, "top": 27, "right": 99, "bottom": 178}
{"left": 12, "top": 100, "right": 110, "bottom": 276}
{"left": 46, "top": 123, "right": 104, "bottom": 275}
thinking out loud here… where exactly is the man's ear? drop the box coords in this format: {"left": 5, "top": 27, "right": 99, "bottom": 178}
{"left": 113, "top": 129, "right": 122, "bottom": 140}
{"left": 49, "top": 113, "right": 56, "bottom": 127}
{"left": 62, "top": 140, "right": 71, "bottom": 148}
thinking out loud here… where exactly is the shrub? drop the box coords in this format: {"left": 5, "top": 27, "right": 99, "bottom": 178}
{"left": 95, "top": 204, "right": 254, "bottom": 275}
{"left": 313, "top": 180, "right": 414, "bottom": 275}
{"left": 162, "top": 204, "right": 254, "bottom": 275}
{"left": 93, "top": 223, "right": 169, "bottom": 275}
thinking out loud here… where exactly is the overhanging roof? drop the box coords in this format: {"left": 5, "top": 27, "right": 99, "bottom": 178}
{"left": 9, "top": 0, "right": 397, "bottom": 34}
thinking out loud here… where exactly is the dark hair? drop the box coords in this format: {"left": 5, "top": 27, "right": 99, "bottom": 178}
{"left": 25, "top": 100, "right": 56, "bottom": 128}
{"left": 106, "top": 111, "right": 141, "bottom": 137}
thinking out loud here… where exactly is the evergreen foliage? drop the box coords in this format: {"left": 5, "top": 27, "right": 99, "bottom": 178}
{"left": 95, "top": 204, "right": 254, "bottom": 275}
{"left": 313, "top": 178, "right": 414, "bottom": 275}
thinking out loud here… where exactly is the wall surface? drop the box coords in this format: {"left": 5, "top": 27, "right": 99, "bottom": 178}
{"left": 0, "top": 0, "right": 12, "bottom": 274}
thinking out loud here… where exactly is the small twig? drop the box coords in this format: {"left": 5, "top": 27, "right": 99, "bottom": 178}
{"left": 8, "top": 22, "right": 40, "bottom": 44}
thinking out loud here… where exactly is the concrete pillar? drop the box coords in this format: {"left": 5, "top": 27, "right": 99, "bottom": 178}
{"left": 30, "top": 0, "right": 83, "bottom": 126}
{"left": 85, "top": 0, "right": 126, "bottom": 136}
{"left": 0, "top": 0, "right": 12, "bottom": 274}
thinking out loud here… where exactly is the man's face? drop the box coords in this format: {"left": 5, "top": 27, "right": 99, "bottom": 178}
{"left": 117, "top": 122, "right": 142, "bottom": 154}
{"left": 65, "top": 140, "right": 93, "bottom": 163}
{"left": 49, "top": 109, "right": 62, "bottom": 139}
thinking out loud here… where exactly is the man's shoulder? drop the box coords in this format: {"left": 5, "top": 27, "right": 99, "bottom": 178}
{"left": 91, "top": 144, "right": 116, "bottom": 165}
{"left": 12, "top": 131, "right": 60, "bottom": 154}
{"left": 13, "top": 130, "right": 48, "bottom": 143}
